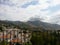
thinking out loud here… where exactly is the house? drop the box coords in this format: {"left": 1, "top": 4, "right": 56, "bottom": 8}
{"left": 0, "top": 29, "right": 31, "bottom": 45}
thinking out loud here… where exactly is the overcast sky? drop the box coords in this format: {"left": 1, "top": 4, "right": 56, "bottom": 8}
{"left": 0, "top": 0, "right": 60, "bottom": 24}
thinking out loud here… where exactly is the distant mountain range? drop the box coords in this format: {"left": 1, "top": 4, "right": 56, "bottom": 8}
{"left": 27, "top": 20, "right": 60, "bottom": 30}
{"left": 0, "top": 19, "right": 60, "bottom": 30}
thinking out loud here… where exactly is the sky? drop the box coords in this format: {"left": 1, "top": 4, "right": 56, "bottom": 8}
{"left": 0, "top": 0, "right": 60, "bottom": 24}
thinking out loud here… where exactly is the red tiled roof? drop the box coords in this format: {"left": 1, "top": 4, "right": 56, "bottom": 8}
{"left": 11, "top": 38, "right": 21, "bottom": 43}
{"left": 0, "top": 34, "right": 11, "bottom": 39}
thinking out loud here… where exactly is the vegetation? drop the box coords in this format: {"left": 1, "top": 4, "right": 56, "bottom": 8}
{"left": 23, "top": 42, "right": 32, "bottom": 45}
{"left": 0, "top": 41, "right": 8, "bottom": 45}
{"left": 0, "top": 26, "right": 2, "bottom": 31}
{"left": 30, "top": 31, "right": 60, "bottom": 45}
{"left": 0, "top": 30, "right": 60, "bottom": 45}
{"left": 0, "top": 20, "right": 60, "bottom": 45}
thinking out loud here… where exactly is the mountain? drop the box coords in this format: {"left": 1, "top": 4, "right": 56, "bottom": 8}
{"left": 27, "top": 19, "right": 60, "bottom": 30}
{"left": 0, "top": 18, "right": 60, "bottom": 31}
{"left": 0, "top": 20, "right": 35, "bottom": 30}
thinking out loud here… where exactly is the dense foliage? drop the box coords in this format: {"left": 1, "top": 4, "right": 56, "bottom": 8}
{"left": 31, "top": 31, "right": 60, "bottom": 45}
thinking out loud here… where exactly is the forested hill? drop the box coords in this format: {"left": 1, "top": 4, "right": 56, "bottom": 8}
{"left": 0, "top": 20, "right": 60, "bottom": 31}
{"left": 27, "top": 20, "right": 60, "bottom": 30}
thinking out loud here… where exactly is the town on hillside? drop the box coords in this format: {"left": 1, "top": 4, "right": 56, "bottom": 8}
{"left": 0, "top": 25, "right": 32, "bottom": 45}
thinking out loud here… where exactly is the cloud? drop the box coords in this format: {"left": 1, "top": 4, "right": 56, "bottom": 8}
{"left": 21, "top": 0, "right": 39, "bottom": 8}
{"left": 0, "top": 0, "right": 60, "bottom": 24}
{"left": 41, "top": 4, "right": 60, "bottom": 14}
{"left": 0, "top": 0, "right": 15, "bottom": 6}
{"left": 49, "top": 11, "right": 60, "bottom": 24}
{"left": 0, "top": 0, "right": 34, "bottom": 7}
{"left": 50, "top": 0, "right": 60, "bottom": 6}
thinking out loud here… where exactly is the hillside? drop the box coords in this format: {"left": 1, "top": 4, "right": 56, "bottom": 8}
{"left": 0, "top": 19, "right": 60, "bottom": 31}
{"left": 27, "top": 20, "right": 60, "bottom": 30}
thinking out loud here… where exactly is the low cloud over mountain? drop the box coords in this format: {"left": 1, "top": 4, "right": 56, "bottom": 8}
{"left": 0, "top": 0, "right": 60, "bottom": 25}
